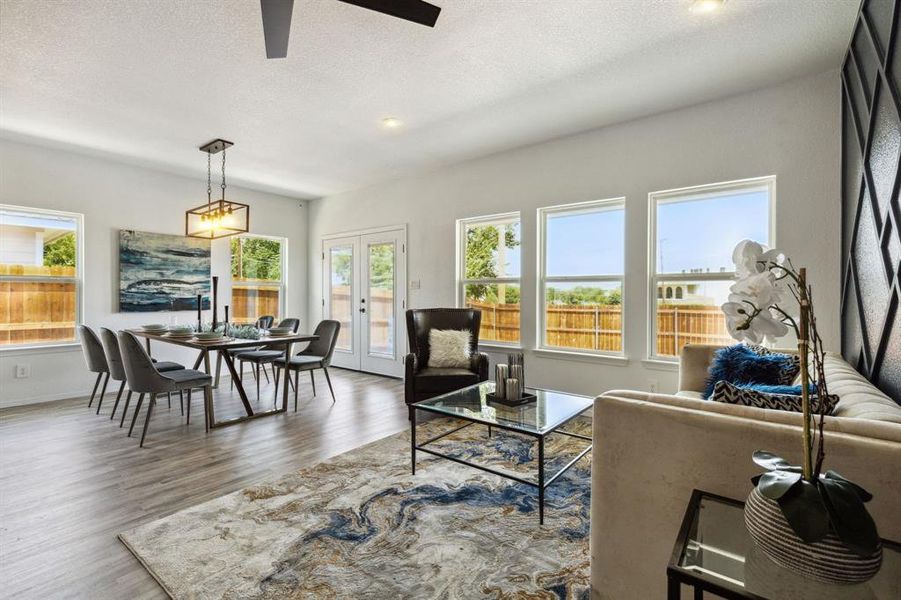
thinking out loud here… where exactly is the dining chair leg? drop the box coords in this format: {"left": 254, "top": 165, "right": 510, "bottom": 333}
{"left": 273, "top": 366, "right": 280, "bottom": 405}
{"left": 324, "top": 367, "right": 336, "bottom": 402}
{"left": 128, "top": 393, "right": 145, "bottom": 437}
{"left": 294, "top": 370, "right": 300, "bottom": 411}
{"left": 230, "top": 355, "right": 235, "bottom": 391}
{"left": 215, "top": 352, "right": 222, "bottom": 388}
{"left": 95, "top": 373, "right": 110, "bottom": 415}
{"left": 256, "top": 363, "right": 261, "bottom": 400}
{"left": 186, "top": 389, "right": 192, "bottom": 425}
{"left": 87, "top": 372, "right": 102, "bottom": 407}
{"left": 110, "top": 381, "right": 126, "bottom": 420}
{"left": 139, "top": 393, "right": 156, "bottom": 447}
{"left": 119, "top": 390, "right": 133, "bottom": 427}
{"left": 203, "top": 384, "right": 212, "bottom": 433}
{"left": 262, "top": 364, "right": 271, "bottom": 383}
{"left": 167, "top": 392, "right": 171, "bottom": 408}
{"left": 310, "top": 370, "right": 316, "bottom": 396}
{"left": 180, "top": 390, "right": 184, "bottom": 415}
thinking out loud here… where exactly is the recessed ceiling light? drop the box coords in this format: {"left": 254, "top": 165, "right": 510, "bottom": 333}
{"left": 690, "top": 0, "right": 726, "bottom": 14}
{"left": 381, "top": 117, "right": 403, "bottom": 129}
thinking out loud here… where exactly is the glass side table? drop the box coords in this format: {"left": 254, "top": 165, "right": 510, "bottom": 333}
{"left": 667, "top": 490, "right": 901, "bottom": 599}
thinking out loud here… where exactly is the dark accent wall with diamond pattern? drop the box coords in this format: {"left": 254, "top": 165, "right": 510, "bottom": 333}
{"left": 841, "top": 0, "right": 901, "bottom": 404}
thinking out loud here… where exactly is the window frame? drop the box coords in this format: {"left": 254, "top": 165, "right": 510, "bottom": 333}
{"left": 229, "top": 233, "right": 288, "bottom": 324}
{"left": 0, "top": 204, "right": 84, "bottom": 350}
{"left": 537, "top": 197, "right": 626, "bottom": 357}
{"left": 647, "top": 176, "right": 777, "bottom": 362}
{"left": 455, "top": 211, "right": 522, "bottom": 348}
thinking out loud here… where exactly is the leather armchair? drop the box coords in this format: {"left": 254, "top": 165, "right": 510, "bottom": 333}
{"left": 404, "top": 308, "right": 489, "bottom": 407}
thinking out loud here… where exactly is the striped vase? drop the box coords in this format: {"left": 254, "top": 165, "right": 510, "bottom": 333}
{"left": 744, "top": 487, "right": 882, "bottom": 584}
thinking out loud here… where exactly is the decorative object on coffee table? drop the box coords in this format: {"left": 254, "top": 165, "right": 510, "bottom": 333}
{"left": 722, "top": 240, "right": 882, "bottom": 582}
{"left": 489, "top": 354, "right": 534, "bottom": 406}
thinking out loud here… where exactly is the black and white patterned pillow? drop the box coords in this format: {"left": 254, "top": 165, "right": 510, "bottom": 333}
{"left": 710, "top": 380, "right": 839, "bottom": 414}
{"left": 745, "top": 344, "right": 801, "bottom": 386}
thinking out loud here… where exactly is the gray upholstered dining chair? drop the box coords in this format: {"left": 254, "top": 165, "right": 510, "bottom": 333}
{"left": 117, "top": 331, "right": 213, "bottom": 447}
{"left": 233, "top": 317, "right": 301, "bottom": 399}
{"left": 273, "top": 320, "right": 340, "bottom": 411}
{"left": 78, "top": 325, "right": 110, "bottom": 410}
{"left": 215, "top": 315, "right": 276, "bottom": 387}
{"left": 99, "top": 327, "right": 185, "bottom": 423}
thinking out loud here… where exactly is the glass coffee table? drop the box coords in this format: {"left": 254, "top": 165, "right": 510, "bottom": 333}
{"left": 668, "top": 490, "right": 901, "bottom": 599}
{"left": 410, "top": 381, "right": 593, "bottom": 524}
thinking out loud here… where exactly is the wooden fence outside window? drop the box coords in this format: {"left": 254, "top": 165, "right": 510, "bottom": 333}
{"left": 466, "top": 300, "right": 731, "bottom": 356}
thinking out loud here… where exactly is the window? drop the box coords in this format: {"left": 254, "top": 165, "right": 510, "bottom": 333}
{"left": 230, "top": 235, "right": 286, "bottom": 325}
{"left": 457, "top": 213, "right": 521, "bottom": 345}
{"left": 649, "top": 177, "right": 775, "bottom": 359}
{"left": 539, "top": 198, "right": 625, "bottom": 354}
{"left": 0, "top": 205, "right": 82, "bottom": 347}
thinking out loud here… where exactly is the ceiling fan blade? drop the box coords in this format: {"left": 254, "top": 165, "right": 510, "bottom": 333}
{"left": 261, "top": 0, "right": 294, "bottom": 59}
{"left": 337, "top": 0, "right": 441, "bottom": 27}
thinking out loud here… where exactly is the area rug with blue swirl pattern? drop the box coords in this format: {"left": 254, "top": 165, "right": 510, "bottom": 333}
{"left": 119, "top": 416, "right": 592, "bottom": 599}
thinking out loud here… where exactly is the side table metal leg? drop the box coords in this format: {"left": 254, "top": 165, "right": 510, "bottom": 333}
{"left": 538, "top": 436, "right": 545, "bottom": 525}
{"left": 693, "top": 586, "right": 702, "bottom": 600}
{"left": 667, "top": 576, "right": 680, "bottom": 600}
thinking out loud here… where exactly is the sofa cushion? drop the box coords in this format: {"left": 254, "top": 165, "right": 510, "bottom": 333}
{"left": 710, "top": 380, "right": 839, "bottom": 414}
{"left": 416, "top": 367, "right": 479, "bottom": 393}
{"left": 704, "top": 344, "right": 800, "bottom": 398}
{"left": 427, "top": 329, "right": 472, "bottom": 368}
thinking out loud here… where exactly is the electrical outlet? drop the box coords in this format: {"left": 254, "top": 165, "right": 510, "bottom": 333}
{"left": 15, "top": 364, "right": 30, "bottom": 379}
{"left": 648, "top": 379, "right": 658, "bottom": 393}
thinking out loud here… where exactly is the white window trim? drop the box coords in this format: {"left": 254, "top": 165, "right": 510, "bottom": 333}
{"left": 230, "top": 233, "right": 288, "bottom": 322}
{"left": 537, "top": 197, "right": 626, "bottom": 357}
{"left": 0, "top": 204, "right": 84, "bottom": 351}
{"left": 456, "top": 211, "right": 521, "bottom": 348}
{"left": 646, "top": 176, "right": 777, "bottom": 362}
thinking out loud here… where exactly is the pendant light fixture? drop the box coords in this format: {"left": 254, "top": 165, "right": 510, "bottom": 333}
{"left": 185, "top": 139, "right": 250, "bottom": 239}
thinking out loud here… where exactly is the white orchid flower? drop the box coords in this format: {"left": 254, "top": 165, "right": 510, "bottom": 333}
{"left": 722, "top": 300, "right": 756, "bottom": 342}
{"left": 722, "top": 300, "right": 789, "bottom": 343}
{"left": 729, "top": 271, "right": 785, "bottom": 308}
{"left": 732, "top": 239, "right": 786, "bottom": 278}
{"left": 753, "top": 307, "right": 790, "bottom": 342}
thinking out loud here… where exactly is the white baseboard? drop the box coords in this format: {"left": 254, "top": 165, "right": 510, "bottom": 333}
{"left": 0, "top": 373, "right": 250, "bottom": 410}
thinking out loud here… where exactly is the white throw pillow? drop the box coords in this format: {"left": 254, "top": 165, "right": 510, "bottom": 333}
{"left": 427, "top": 329, "right": 472, "bottom": 368}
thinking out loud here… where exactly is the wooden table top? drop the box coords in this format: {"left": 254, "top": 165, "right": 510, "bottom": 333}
{"left": 127, "top": 329, "right": 318, "bottom": 350}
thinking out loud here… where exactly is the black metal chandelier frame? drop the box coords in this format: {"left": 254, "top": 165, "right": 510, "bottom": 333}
{"left": 185, "top": 138, "right": 250, "bottom": 240}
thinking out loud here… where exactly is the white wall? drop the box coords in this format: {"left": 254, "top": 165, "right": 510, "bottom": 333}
{"left": 0, "top": 138, "right": 308, "bottom": 407}
{"left": 307, "top": 70, "right": 842, "bottom": 397}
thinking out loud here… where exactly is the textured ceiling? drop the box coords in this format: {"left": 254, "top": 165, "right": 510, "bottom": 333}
{"left": 0, "top": 0, "right": 858, "bottom": 199}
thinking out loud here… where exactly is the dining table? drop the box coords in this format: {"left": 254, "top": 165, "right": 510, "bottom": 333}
{"left": 128, "top": 329, "right": 318, "bottom": 429}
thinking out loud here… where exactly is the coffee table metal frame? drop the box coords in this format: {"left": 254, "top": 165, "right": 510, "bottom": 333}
{"left": 410, "top": 386, "right": 592, "bottom": 525}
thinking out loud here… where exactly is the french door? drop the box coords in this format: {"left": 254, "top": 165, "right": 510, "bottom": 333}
{"left": 323, "top": 227, "right": 406, "bottom": 377}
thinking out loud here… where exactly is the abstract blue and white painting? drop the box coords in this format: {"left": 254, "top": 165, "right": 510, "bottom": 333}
{"left": 119, "top": 230, "right": 210, "bottom": 312}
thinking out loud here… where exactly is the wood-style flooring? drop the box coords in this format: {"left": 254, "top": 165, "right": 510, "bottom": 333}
{"left": 0, "top": 368, "right": 408, "bottom": 599}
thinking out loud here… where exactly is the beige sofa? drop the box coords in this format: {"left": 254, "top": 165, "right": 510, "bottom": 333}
{"left": 590, "top": 345, "right": 901, "bottom": 599}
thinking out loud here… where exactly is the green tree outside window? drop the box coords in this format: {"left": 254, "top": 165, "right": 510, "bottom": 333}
{"left": 43, "top": 233, "right": 76, "bottom": 267}
{"left": 231, "top": 237, "right": 281, "bottom": 281}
